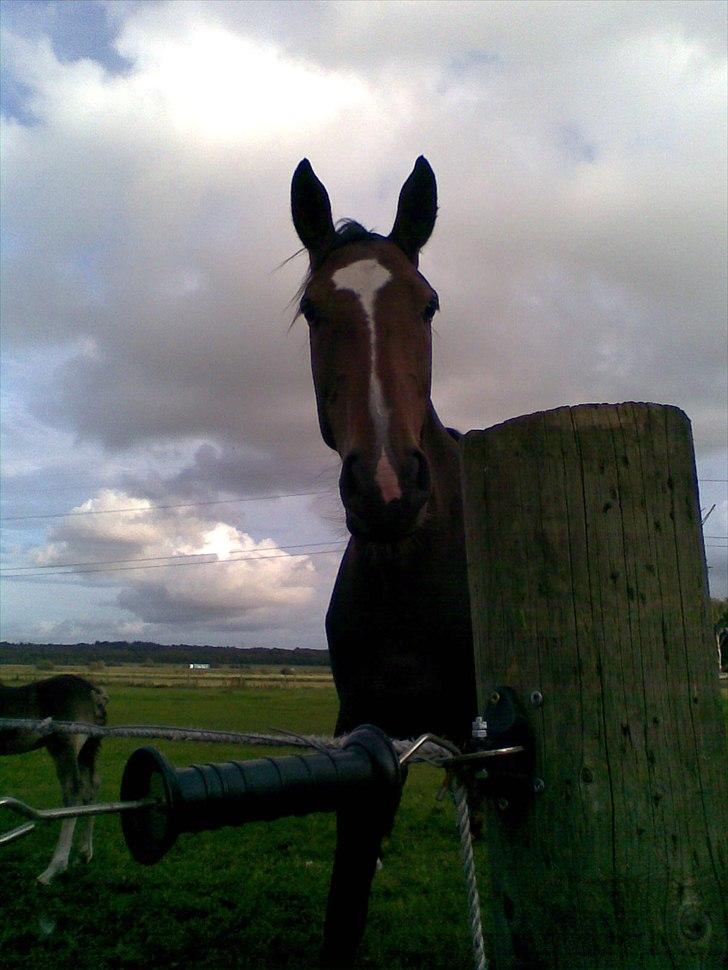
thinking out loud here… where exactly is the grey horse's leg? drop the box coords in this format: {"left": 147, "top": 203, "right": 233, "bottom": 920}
{"left": 37, "top": 740, "right": 83, "bottom": 885}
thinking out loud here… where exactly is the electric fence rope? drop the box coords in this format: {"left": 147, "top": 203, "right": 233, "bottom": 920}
{"left": 450, "top": 780, "right": 488, "bottom": 970}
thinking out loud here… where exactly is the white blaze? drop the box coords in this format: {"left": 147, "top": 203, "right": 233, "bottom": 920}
{"left": 332, "top": 259, "right": 391, "bottom": 438}
{"left": 332, "top": 258, "right": 402, "bottom": 502}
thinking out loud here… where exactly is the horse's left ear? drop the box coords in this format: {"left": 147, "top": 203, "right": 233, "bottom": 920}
{"left": 388, "top": 156, "right": 437, "bottom": 264}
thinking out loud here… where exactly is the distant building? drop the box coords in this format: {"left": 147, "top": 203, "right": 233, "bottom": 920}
{"left": 189, "top": 663, "right": 211, "bottom": 670}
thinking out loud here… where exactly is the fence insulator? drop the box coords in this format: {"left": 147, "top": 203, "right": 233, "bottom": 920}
{"left": 119, "top": 723, "right": 402, "bottom": 865}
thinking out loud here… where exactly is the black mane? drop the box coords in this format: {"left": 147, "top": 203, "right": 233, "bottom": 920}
{"left": 313, "top": 219, "right": 384, "bottom": 269}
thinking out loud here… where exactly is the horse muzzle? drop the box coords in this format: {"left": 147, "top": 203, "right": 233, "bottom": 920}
{"left": 339, "top": 449, "right": 430, "bottom": 541}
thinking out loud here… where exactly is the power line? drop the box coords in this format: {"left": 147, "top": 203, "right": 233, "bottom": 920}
{"left": 0, "top": 488, "right": 336, "bottom": 522}
{"left": 0, "top": 544, "right": 348, "bottom": 580}
{"left": 3, "top": 523, "right": 725, "bottom": 574}
{"left": 1, "top": 479, "right": 725, "bottom": 524}
{"left": 0, "top": 539, "right": 348, "bottom": 574}
{"left": 3, "top": 535, "right": 725, "bottom": 580}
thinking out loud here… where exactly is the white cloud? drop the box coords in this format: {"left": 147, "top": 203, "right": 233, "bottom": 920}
{"left": 1, "top": 0, "right": 725, "bottom": 642}
{"left": 117, "top": 20, "right": 371, "bottom": 144}
{"left": 27, "top": 489, "right": 323, "bottom": 637}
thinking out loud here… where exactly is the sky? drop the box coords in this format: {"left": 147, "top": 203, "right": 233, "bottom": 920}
{"left": 1, "top": 0, "right": 726, "bottom": 650}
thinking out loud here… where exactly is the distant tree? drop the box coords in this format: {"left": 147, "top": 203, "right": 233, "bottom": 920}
{"left": 712, "top": 599, "right": 728, "bottom": 672}
{"left": 711, "top": 597, "right": 728, "bottom": 631}
{"left": 0, "top": 640, "right": 330, "bottom": 668}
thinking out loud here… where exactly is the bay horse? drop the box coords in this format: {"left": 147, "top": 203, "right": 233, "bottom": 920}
{"left": 291, "top": 156, "right": 476, "bottom": 744}
{"left": 0, "top": 675, "right": 107, "bottom": 884}
{"left": 291, "top": 157, "right": 477, "bottom": 965}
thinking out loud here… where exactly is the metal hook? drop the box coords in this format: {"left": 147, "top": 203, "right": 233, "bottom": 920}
{"left": 398, "top": 733, "right": 462, "bottom": 766}
{"left": 397, "top": 734, "right": 524, "bottom": 769}
{"left": 0, "top": 794, "right": 156, "bottom": 846}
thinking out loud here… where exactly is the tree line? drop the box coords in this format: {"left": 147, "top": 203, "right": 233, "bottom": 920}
{"left": 0, "top": 640, "right": 331, "bottom": 668}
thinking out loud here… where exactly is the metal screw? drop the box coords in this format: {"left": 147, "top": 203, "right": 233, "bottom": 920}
{"left": 496, "top": 797, "right": 509, "bottom": 811}
{"left": 530, "top": 691, "right": 544, "bottom": 707}
{"left": 533, "top": 778, "right": 545, "bottom": 794}
{"left": 490, "top": 691, "right": 501, "bottom": 705}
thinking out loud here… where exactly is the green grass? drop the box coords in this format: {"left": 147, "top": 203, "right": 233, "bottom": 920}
{"left": 1, "top": 664, "right": 333, "bottom": 690}
{"left": 0, "top": 685, "right": 487, "bottom": 969}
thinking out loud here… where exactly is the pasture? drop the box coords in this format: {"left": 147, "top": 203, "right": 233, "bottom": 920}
{"left": 0, "top": 669, "right": 486, "bottom": 969}
{"left": 0, "top": 663, "right": 333, "bottom": 691}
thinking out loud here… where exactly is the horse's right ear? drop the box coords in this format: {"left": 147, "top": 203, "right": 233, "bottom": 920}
{"left": 291, "top": 159, "right": 336, "bottom": 264}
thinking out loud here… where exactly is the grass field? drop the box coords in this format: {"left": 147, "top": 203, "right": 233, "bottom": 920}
{"left": 0, "top": 663, "right": 333, "bottom": 690}
{"left": 0, "top": 670, "right": 487, "bottom": 970}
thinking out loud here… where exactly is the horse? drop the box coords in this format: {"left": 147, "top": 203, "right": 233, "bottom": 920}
{"left": 291, "top": 157, "right": 477, "bottom": 965}
{"left": 291, "top": 155, "right": 477, "bottom": 745}
{"left": 0, "top": 675, "right": 108, "bottom": 884}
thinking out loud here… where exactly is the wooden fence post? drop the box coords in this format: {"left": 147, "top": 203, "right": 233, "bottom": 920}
{"left": 460, "top": 403, "right": 727, "bottom": 969}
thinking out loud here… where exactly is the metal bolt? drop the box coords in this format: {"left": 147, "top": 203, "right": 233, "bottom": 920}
{"left": 490, "top": 691, "right": 501, "bottom": 705}
{"left": 496, "top": 797, "right": 509, "bottom": 811}
{"left": 471, "top": 715, "right": 488, "bottom": 740}
{"left": 533, "top": 778, "right": 545, "bottom": 794}
{"left": 530, "top": 691, "right": 544, "bottom": 707}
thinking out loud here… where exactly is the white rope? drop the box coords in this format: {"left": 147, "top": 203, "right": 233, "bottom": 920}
{"left": 0, "top": 717, "right": 453, "bottom": 762}
{"left": 0, "top": 717, "right": 330, "bottom": 749}
{"left": 450, "top": 780, "right": 489, "bottom": 970}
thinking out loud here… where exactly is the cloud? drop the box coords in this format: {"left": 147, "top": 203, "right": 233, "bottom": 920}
{"left": 27, "top": 489, "right": 329, "bottom": 640}
{"left": 1, "top": 1, "right": 725, "bottom": 644}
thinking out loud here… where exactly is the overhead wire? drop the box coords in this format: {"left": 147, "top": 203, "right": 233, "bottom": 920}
{"left": 0, "top": 488, "right": 336, "bottom": 522}
{"left": 1, "top": 480, "right": 725, "bottom": 523}
{"left": 0, "top": 479, "right": 724, "bottom": 581}
{"left": 0, "top": 539, "right": 348, "bottom": 574}
{"left": 0, "top": 544, "right": 348, "bottom": 580}
{"left": 3, "top": 537, "right": 725, "bottom": 580}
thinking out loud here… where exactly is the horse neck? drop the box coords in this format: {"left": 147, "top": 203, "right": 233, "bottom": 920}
{"left": 419, "top": 401, "right": 465, "bottom": 542}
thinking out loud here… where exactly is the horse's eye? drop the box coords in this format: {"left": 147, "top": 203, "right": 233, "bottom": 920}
{"left": 300, "top": 298, "right": 318, "bottom": 325}
{"left": 423, "top": 295, "right": 439, "bottom": 322}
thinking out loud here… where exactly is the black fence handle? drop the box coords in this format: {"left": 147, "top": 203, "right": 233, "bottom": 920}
{"left": 120, "top": 724, "right": 402, "bottom": 864}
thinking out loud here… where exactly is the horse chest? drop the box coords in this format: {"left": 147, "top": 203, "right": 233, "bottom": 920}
{"left": 326, "top": 540, "right": 475, "bottom": 739}
{"left": 331, "top": 536, "right": 465, "bottom": 622}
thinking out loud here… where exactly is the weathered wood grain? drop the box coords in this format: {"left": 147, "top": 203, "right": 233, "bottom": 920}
{"left": 461, "top": 403, "right": 727, "bottom": 969}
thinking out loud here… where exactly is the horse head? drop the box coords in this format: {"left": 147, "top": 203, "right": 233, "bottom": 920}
{"left": 292, "top": 157, "right": 440, "bottom": 542}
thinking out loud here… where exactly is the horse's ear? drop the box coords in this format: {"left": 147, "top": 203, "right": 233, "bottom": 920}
{"left": 291, "top": 159, "right": 336, "bottom": 264}
{"left": 388, "top": 156, "right": 437, "bottom": 264}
